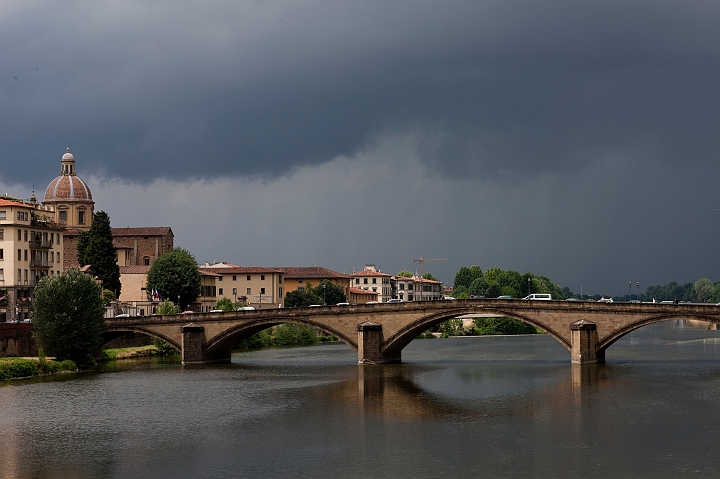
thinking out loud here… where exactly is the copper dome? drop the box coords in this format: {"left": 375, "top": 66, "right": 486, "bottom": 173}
{"left": 43, "top": 148, "right": 93, "bottom": 201}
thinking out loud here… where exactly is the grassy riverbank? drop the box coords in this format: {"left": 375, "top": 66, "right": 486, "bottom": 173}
{"left": 0, "top": 357, "right": 78, "bottom": 380}
{"left": 101, "top": 343, "right": 179, "bottom": 360}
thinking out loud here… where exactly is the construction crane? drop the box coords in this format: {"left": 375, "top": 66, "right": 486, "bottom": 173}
{"left": 412, "top": 256, "right": 448, "bottom": 301}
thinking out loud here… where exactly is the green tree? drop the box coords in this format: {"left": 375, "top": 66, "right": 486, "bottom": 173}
{"left": 422, "top": 272, "right": 439, "bottom": 281}
{"left": 215, "top": 297, "right": 236, "bottom": 311}
{"left": 284, "top": 289, "right": 321, "bottom": 307}
{"left": 146, "top": 248, "right": 201, "bottom": 310}
{"left": 310, "top": 280, "right": 347, "bottom": 305}
{"left": 77, "top": 211, "right": 121, "bottom": 296}
{"left": 694, "top": 277, "right": 714, "bottom": 303}
{"left": 32, "top": 268, "right": 106, "bottom": 367}
{"left": 155, "top": 299, "right": 180, "bottom": 315}
{"left": 454, "top": 266, "right": 483, "bottom": 290}
{"left": 397, "top": 270, "right": 413, "bottom": 278}
{"left": 102, "top": 289, "right": 117, "bottom": 306}
{"left": 473, "top": 317, "right": 538, "bottom": 335}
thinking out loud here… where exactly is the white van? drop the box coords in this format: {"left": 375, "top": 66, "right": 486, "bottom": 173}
{"left": 523, "top": 293, "right": 552, "bottom": 301}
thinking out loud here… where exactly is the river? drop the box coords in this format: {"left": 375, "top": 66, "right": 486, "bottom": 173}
{"left": 2, "top": 320, "right": 720, "bottom": 478}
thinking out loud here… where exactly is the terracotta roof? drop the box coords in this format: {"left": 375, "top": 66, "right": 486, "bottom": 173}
{"left": 351, "top": 270, "right": 392, "bottom": 277}
{"left": 199, "top": 266, "right": 283, "bottom": 274}
{"left": 119, "top": 265, "right": 152, "bottom": 274}
{"left": 275, "top": 267, "right": 351, "bottom": 279}
{"left": 199, "top": 270, "right": 222, "bottom": 277}
{"left": 111, "top": 227, "right": 173, "bottom": 236}
{"left": 349, "top": 287, "right": 378, "bottom": 296}
{"left": 44, "top": 175, "right": 93, "bottom": 202}
{"left": 0, "top": 199, "right": 32, "bottom": 208}
{"left": 392, "top": 275, "right": 441, "bottom": 284}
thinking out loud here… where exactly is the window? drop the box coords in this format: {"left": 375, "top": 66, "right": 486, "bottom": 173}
{"left": 279, "top": 287, "right": 283, "bottom": 297}
{"left": 261, "top": 275, "right": 265, "bottom": 280}
{"left": 18, "top": 249, "right": 21, "bottom": 260}
{"left": 0, "top": 249, "right": 2, "bottom": 259}
{"left": 0, "top": 211, "right": 5, "bottom": 220}
{"left": 219, "top": 288, "right": 224, "bottom": 295}
{"left": 399, "top": 283, "right": 405, "bottom": 290}
{"left": 57, "top": 252, "right": 61, "bottom": 262}
{"left": 364, "top": 278, "right": 368, "bottom": 284}
{"left": 218, "top": 276, "right": 223, "bottom": 281}
{"left": 0, "top": 229, "right": 3, "bottom": 240}
{"left": 372, "top": 278, "right": 377, "bottom": 284}
{"left": 355, "top": 278, "right": 360, "bottom": 284}
{"left": 78, "top": 211, "right": 85, "bottom": 224}
{"left": 298, "top": 286, "right": 304, "bottom": 292}
{"left": 24, "top": 230, "right": 27, "bottom": 241}
{"left": 17, "top": 269, "right": 21, "bottom": 282}
{"left": 408, "top": 283, "right": 414, "bottom": 291}
{"left": 260, "top": 288, "right": 265, "bottom": 294}
{"left": 24, "top": 250, "right": 28, "bottom": 261}
{"left": 59, "top": 210, "right": 67, "bottom": 222}
{"left": 0, "top": 269, "right": 3, "bottom": 280}
{"left": 143, "top": 256, "right": 150, "bottom": 266}
{"left": 16, "top": 211, "right": 28, "bottom": 221}
{"left": 17, "top": 229, "right": 21, "bottom": 240}
{"left": 232, "top": 288, "right": 237, "bottom": 295}
{"left": 56, "top": 233, "right": 60, "bottom": 243}
{"left": 246, "top": 288, "right": 251, "bottom": 294}
{"left": 372, "top": 287, "right": 377, "bottom": 292}
{"left": 246, "top": 275, "right": 251, "bottom": 281}
{"left": 232, "top": 275, "right": 237, "bottom": 281}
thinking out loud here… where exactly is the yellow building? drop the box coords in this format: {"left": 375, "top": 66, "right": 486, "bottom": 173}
{"left": 199, "top": 262, "right": 285, "bottom": 309}
{"left": 275, "top": 266, "right": 351, "bottom": 300}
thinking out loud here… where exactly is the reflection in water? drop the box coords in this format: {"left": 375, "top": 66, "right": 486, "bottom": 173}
{"left": 1, "top": 321, "right": 720, "bottom": 478}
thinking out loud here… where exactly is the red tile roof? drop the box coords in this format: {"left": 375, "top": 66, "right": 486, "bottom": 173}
{"left": 0, "top": 199, "right": 32, "bottom": 208}
{"left": 351, "top": 270, "right": 392, "bottom": 277}
{"left": 275, "top": 267, "right": 351, "bottom": 279}
{"left": 199, "top": 266, "right": 283, "bottom": 274}
{"left": 119, "top": 265, "right": 152, "bottom": 274}
{"left": 349, "top": 287, "right": 378, "bottom": 296}
{"left": 111, "top": 227, "right": 173, "bottom": 236}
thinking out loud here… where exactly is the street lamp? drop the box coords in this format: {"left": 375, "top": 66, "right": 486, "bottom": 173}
{"left": 527, "top": 277, "right": 531, "bottom": 297}
{"left": 637, "top": 282, "right": 640, "bottom": 302}
{"left": 629, "top": 281, "right": 632, "bottom": 302}
{"left": 322, "top": 284, "right": 326, "bottom": 305}
{"left": 580, "top": 285, "right": 583, "bottom": 300}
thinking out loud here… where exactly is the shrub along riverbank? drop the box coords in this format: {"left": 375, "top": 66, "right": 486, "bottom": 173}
{"left": 236, "top": 324, "right": 337, "bottom": 350}
{"left": 0, "top": 356, "right": 77, "bottom": 380}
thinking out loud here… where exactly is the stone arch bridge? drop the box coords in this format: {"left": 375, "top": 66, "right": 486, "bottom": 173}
{"left": 103, "top": 299, "right": 720, "bottom": 365}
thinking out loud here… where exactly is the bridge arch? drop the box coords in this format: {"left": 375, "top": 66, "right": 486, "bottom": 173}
{"left": 381, "top": 307, "right": 571, "bottom": 359}
{"left": 598, "top": 313, "right": 720, "bottom": 352}
{"left": 103, "top": 326, "right": 182, "bottom": 352}
{"left": 204, "top": 317, "right": 358, "bottom": 361}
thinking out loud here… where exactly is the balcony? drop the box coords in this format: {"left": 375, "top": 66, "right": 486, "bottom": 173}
{"left": 30, "top": 259, "right": 51, "bottom": 268}
{"left": 29, "top": 239, "right": 53, "bottom": 249}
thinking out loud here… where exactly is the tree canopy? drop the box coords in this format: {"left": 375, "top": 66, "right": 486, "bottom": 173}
{"left": 397, "top": 270, "right": 413, "bottom": 278}
{"left": 313, "top": 279, "right": 347, "bottom": 305}
{"left": 146, "top": 248, "right": 201, "bottom": 310}
{"left": 284, "top": 289, "right": 320, "bottom": 308}
{"left": 215, "top": 297, "right": 236, "bottom": 311}
{"left": 454, "top": 266, "right": 483, "bottom": 290}
{"left": 32, "top": 268, "right": 106, "bottom": 367}
{"left": 77, "top": 211, "right": 121, "bottom": 296}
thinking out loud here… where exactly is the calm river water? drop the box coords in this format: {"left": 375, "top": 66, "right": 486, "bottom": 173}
{"left": 2, "top": 320, "right": 720, "bottom": 478}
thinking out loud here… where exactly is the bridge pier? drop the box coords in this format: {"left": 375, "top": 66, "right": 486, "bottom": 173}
{"left": 570, "top": 320, "right": 604, "bottom": 364}
{"left": 358, "top": 322, "right": 401, "bottom": 364}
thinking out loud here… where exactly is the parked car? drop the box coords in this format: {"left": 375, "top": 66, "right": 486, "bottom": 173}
{"left": 237, "top": 306, "right": 256, "bottom": 311}
{"left": 598, "top": 297, "right": 613, "bottom": 303}
{"left": 366, "top": 301, "right": 379, "bottom": 304}
{"left": 115, "top": 313, "right": 131, "bottom": 318}
{"left": 336, "top": 302, "right": 350, "bottom": 306}
{"left": 387, "top": 298, "right": 403, "bottom": 303}
{"left": 497, "top": 295, "right": 513, "bottom": 300}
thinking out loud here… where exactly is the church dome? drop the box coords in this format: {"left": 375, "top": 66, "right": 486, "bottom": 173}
{"left": 44, "top": 148, "right": 93, "bottom": 201}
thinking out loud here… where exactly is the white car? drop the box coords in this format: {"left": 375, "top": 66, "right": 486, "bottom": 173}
{"left": 598, "top": 297, "right": 613, "bottom": 303}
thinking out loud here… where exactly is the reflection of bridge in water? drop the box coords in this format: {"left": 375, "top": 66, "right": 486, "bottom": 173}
{"left": 104, "top": 299, "right": 720, "bottom": 365}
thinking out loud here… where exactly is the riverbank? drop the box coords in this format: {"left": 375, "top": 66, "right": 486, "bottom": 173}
{"left": 0, "top": 357, "right": 77, "bottom": 380}
{"left": 101, "top": 345, "right": 177, "bottom": 360}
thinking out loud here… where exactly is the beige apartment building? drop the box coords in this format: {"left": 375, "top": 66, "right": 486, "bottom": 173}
{"left": 199, "top": 262, "right": 285, "bottom": 309}
{"left": 0, "top": 198, "right": 65, "bottom": 322}
{"left": 350, "top": 264, "right": 392, "bottom": 303}
{"left": 391, "top": 275, "right": 443, "bottom": 302}
{"left": 275, "top": 266, "right": 352, "bottom": 300}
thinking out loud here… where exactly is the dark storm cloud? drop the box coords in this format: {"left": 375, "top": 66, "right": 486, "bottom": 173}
{"left": 1, "top": 1, "right": 718, "bottom": 185}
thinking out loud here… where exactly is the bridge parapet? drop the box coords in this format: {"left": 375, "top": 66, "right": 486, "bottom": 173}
{"left": 103, "top": 300, "right": 720, "bottom": 365}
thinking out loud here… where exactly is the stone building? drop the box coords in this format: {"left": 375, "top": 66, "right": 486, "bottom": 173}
{"left": 350, "top": 264, "right": 392, "bottom": 303}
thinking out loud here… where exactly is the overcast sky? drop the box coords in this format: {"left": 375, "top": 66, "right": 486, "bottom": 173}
{"left": 2, "top": 1, "right": 719, "bottom": 296}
